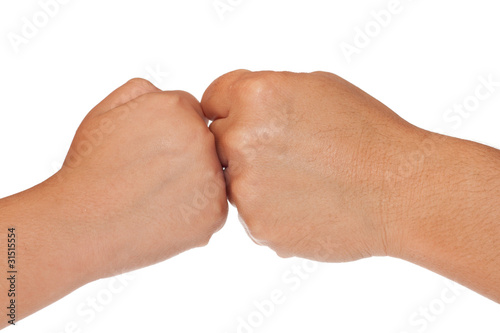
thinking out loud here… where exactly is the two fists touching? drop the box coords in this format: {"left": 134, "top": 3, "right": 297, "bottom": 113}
{"left": 64, "top": 69, "right": 424, "bottom": 277}
{"left": 56, "top": 70, "right": 500, "bottom": 305}
{"left": 3, "top": 70, "right": 498, "bottom": 325}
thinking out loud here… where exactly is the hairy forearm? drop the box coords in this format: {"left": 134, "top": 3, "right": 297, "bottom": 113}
{"left": 392, "top": 133, "right": 500, "bottom": 302}
{"left": 0, "top": 176, "right": 95, "bottom": 327}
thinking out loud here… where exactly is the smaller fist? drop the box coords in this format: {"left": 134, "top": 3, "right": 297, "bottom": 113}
{"left": 57, "top": 78, "right": 228, "bottom": 278}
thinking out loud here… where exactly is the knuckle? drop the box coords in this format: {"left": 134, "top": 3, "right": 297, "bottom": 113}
{"left": 227, "top": 176, "right": 249, "bottom": 204}
{"left": 245, "top": 219, "right": 272, "bottom": 243}
{"left": 214, "top": 197, "right": 229, "bottom": 222}
{"left": 237, "top": 196, "right": 280, "bottom": 246}
{"left": 125, "top": 78, "right": 156, "bottom": 94}
{"left": 221, "top": 126, "right": 254, "bottom": 154}
{"left": 311, "top": 71, "right": 331, "bottom": 77}
{"left": 275, "top": 249, "right": 293, "bottom": 259}
{"left": 201, "top": 174, "right": 228, "bottom": 224}
{"left": 200, "top": 130, "right": 216, "bottom": 150}
{"left": 234, "top": 74, "right": 278, "bottom": 102}
{"left": 171, "top": 90, "right": 199, "bottom": 105}
{"left": 129, "top": 91, "right": 156, "bottom": 109}
{"left": 196, "top": 206, "right": 227, "bottom": 248}
{"left": 220, "top": 129, "right": 241, "bottom": 152}
{"left": 148, "top": 92, "right": 184, "bottom": 108}
{"left": 187, "top": 125, "right": 213, "bottom": 150}
{"left": 211, "top": 200, "right": 228, "bottom": 231}
{"left": 138, "top": 91, "right": 198, "bottom": 120}
{"left": 137, "top": 91, "right": 194, "bottom": 113}
{"left": 233, "top": 181, "right": 277, "bottom": 244}
{"left": 208, "top": 69, "right": 249, "bottom": 94}
{"left": 195, "top": 232, "right": 213, "bottom": 248}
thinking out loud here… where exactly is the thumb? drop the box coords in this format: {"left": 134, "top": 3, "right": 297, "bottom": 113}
{"left": 201, "top": 69, "right": 250, "bottom": 120}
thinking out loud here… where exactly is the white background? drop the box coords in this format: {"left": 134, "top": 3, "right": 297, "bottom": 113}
{"left": 1, "top": 0, "right": 499, "bottom": 332}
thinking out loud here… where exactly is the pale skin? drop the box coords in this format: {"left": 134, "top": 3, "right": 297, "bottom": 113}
{"left": 0, "top": 71, "right": 499, "bottom": 328}
{"left": 0, "top": 79, "right": 228, "bottom": 328}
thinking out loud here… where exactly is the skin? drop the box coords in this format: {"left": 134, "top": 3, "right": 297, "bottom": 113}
{"left": 0, "top": 71, "right": 498, "bottom": 328}
{"left": 0, "top": 79, "right": 228, "bottom": 327}
{"left": 201, "top": 70, "right": 500, "bottom": 302}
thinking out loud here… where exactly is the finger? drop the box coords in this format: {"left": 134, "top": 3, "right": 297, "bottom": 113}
{"left": 168, "top": 90, "right": 207, "bottom": 124}
{"left": 106, "top": 90, "right": 207, "bottom": 128}
{"left": 201, "top": 69, "right": 251, "bottom": 121}
{"left": 86, "top": 78, "right": 160, "bottom": 120}
{"left": 209, "top": 119, "right": 230, "bottom": 167}
{"left": 238, "top": 214, "right": 265, "bottom": 246}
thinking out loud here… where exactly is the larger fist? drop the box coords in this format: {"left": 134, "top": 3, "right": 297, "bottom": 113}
{"left": 201, "top": 70, "right": 429, "bottom": 262}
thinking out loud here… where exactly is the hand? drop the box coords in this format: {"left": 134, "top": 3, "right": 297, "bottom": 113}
{"left": 0, "top": 78, "right": 228, "bottom": 323}
{"left": 201, "top": 70, "right": 433, "bottom": 262}
{"left": 202, "top": 70, "right": 500, "bottom": 302}
{"left": 59, "top": 78, "right": 228, "bottom": 277}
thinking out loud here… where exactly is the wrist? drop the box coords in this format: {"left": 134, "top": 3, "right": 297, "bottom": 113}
{"left": 384, "top": 131, "right": 500, "bottom": 298}
{"left": 381, "top": 130, "right": 466, "bottom": 259}
{"left": 18, "top": 175, "right": 99, "bottom": 284}
{"left": 41, "top": 172, "right": 104, "bottom": 283}
{"left": 366, "top": 128, "right": 444, "bottom": 258}
{"left": 0, "top": 175, "right": 99, "bottom": 319}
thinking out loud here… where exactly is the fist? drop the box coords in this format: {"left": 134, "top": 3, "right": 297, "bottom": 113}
{"left": 202, "top": 70, "right": 427, "bottom": 262}
{"left": 55, "top": 78, "right": 228, "bottom": 278}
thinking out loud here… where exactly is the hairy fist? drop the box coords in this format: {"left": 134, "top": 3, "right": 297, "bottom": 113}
{"left": 201, "top": 70, "right": 427, "bottom": 262}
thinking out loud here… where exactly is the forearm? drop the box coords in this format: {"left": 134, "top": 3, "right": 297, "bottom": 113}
{"left": 0, "top": 176, "right": 95, "bottom": 327}
{"left": 391, "top": 133, "right": 500, "bottom": 302}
